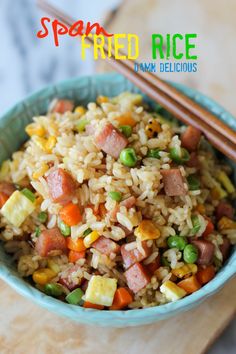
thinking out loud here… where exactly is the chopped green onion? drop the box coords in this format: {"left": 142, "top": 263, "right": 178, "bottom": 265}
{"left": 83, "top": 228, "right": 92, "bottom": 236}
{"left": 65, "top": 288, "right": 84, "bottom": 305}
{"left": 108, "top": 191, "right": 122, "bottom": 202}
{"left": 21, "top": 188, "right": 36, "bottom": 203}
{"left": 153, "top": 103, "right": 162, "bottom": 113}
{"left": 37, "top": 211, "right": 48, "bottom": 223}
{"left": 120, "top": 148, "right": 138, "bottom": 167}
{"left": 147, "top": 148, "right": 161, "bottom": 159}
{"left": 119, "top": 125, "right": 132, "bottom": 138}
{"left": 213, "top": 256, "right": 222, "bottom": 270}
{"left": 59, "top": 220, "right": 71, "bottom": 237}
{"left": 44, "top": 283, "right": 64, "bottom": 297}
{"left": 191, "top": 215, "right": 201, "bottom": 235}
{"left": 170, "top": 147, "right": 190, "bottom": 164}
{"left": 76, "top": 118, "right": 89, "bottom": 132}
{"left": 187, "top": 175, "right": 200, "bottom": 191}
{"left": 35, "top": 226, "right": 41, "bottom": 237}
{"left": 161, "top": 255, "right": 170, "bottom": 267}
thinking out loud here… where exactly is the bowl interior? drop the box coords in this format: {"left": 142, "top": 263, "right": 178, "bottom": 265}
{"left": 0, "top": 73, "right": 235, "bottom": 327}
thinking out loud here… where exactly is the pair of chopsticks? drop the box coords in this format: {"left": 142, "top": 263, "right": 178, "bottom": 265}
{"left": 37, "top": 0, "right": 236, "bottom": 162}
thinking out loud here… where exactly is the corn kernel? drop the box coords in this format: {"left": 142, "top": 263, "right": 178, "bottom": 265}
{"left": 75, "top": 106, "right": 86, "bottom": 115}
{"left": 160, "top": 280, "right": 187, "bottom": 301}
{"left": 47, "top": 259, "right": 60, "bottom": 274}
{"left": 84, "top": 230, "right": 99, "bottom": 248}
{"left": 45, "top": 136, "right": 57, "bottom": 153}
{"left": 32, "top": 136, "right": 48, "bottom": 151}
{"left": 211, "top": 185, "right": 227, "bottom": 200}
{"left": 35, "top": 196, "right": 43, "bottom": 206}
{"left": 97, "top": 96, "right": 108, "bottom": 104}
{"left": 134, "top": 220, "right": 161, "bottom": 241}
{"left": 0, "top": 160, "right": 10, "bottom": 180}
{"left": 145, "top": 119, "right": 162, "bottom": 138}
{"left": 217, "top": 171, "right": 235, "bottom": 194}
{"left": 32, "top": 268, "right": 56, "bottom": 285}
{"left": 172, "top": 264, "right": 198, "bottom": 278}
{"left": 25, "top": 123, "right": 46, "bottom": 137}
{"left": 194, "top": 204, "right": 206, "bottom": 215}
{"left": 218, "top": 216, "right": 236, "bottom": 231}
{"left": 32, "top": 163, "right": 49, "bottom": 180}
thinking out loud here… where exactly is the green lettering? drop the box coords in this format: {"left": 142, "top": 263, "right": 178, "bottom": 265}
{"left": 173, "top": 33, "right": 183, "bottom": 60}
{"left": 152, "top": 34, "right": 164, "bottom": 59}
{"left": 186, "top": 34, "right": 197, "bottom": 59}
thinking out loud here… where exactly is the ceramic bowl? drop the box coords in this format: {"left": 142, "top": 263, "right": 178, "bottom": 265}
{"left": 0, "top": 73, "right": 235, "bottom": 327}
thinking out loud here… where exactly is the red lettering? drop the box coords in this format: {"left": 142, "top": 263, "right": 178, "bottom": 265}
{"left": 37, "top": 17, "right": 50, "bottom": 38}
{"left": 85, "top": 22, "right": 113, "bottom": 37}
{"left": 68, "top": 20, "right": 84, "bottom": 36}
{"left": 52, "top": 20, "right": 68, "bottom": 47}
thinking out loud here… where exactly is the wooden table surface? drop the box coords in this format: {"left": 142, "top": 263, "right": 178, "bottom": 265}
{"left": 0, "top": 277, "right": 235, "bottom": 354}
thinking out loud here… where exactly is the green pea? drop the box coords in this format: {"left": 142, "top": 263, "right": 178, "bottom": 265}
{"left": 161, "top": 255, "right": 170, "bottom": 267}
{"left": 21, "top": 188, "right": 36, "bottom": 203}
{"left": 183, "top": 244, "right": 198, "bottom": 263}
{"left": 83, "top": 228, "right": 92, "bottom": 236}
{"left": 120, "top": 148, "right": 138, "bottom": 167}
{"left": 59, "top": 220, "right": 71, "bottom": 237}
{"left": 187, "top": 175, "right": 200, "bottom": 191}
{"left": 37, "top": 211, "right": 48, "bottom": 224}
{"left": 65, "top": 288, "right": 84, "bottom": 305}
{"left": 76, "top": 118, "right": 89, "bottom": 132}
{"left": 191, "top": 215, "right": 201, "bottom": 235}
{"left": 108, "top": 191, "right": 122, "bottom": 202}
{"left": 44, "top": 283, "right": 64, "bottom": 297}
{"left": 170, "top": 147, "right": 190, "bottom": 164}
{"left": 147, "top": 148, "right": 161, "bottom": 159}
{"left": 35, "top": 226, "right": 41, "bottom": 237}
{"left": 119, "top": 125, "right": 132, "bottom": 138}
{"left": 167, "top": 235, "right": 187, "bottom": 251}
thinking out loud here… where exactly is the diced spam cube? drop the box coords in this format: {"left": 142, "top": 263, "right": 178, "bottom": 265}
{"left": 85, "top": 275, "right": 117, "bottom": 306}
{"left": 124, "top": 262, "right": 150, "bottom": 293}
{"left": 160, "top": 280, "right": 186, "bottom": 301}
{"left": 1, "top": 191, "right": 35, "bottom": 227}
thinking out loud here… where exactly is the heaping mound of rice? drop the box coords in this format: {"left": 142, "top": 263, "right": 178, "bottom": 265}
{"left": 0, "top": 92, "right": 235, "bottom": 310}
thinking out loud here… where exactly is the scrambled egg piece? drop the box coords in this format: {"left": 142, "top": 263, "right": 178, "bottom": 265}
{"left": 160, "top": 280, "right": 186, "bottom": 301}
{"left": 85, "top": 275, "right": 117, "bottom": 306}
{"left": 1, "top": 191, "right": 35, "bottom": 227}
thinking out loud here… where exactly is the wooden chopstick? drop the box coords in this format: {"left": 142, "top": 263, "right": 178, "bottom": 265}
{"left": 37, "top": 0, "right": 236, "bottom": 162}
{"left": 121, "top": 60, "right": 236, "bottom": 146}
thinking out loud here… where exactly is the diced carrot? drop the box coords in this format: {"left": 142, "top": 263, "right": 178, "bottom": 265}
{"left": 115, "top": 112, "right": 136, "bottom": 127}
{"left": 202, "top": 218, "right": 214, "bottom": 238}
{"left": 0, "top": 192, "right": 9, "bottom": 208}
{"left": 59, "top": 203, "right": 82, "bottom": 226}
{"left": 178, "top": 275, "right": 201, "bottom": 294}
{"left": 194, "top": 204, "right": 206, "bottom": 215}
{"left": 68, "top": 250, "right": 86, "bottom": 263}
{"left": 110, "top": 287, "right": 133, "bottom": 310}
{"left": 83, "top": 301, "right": 104, "bottom": 310}
{"left": 67, "top": 237, "right": 87, "bottom": 252}
{"left": 196, "top": 265, "right": 215, "bottom": 285}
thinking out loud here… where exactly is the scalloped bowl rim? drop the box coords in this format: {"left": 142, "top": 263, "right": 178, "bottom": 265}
{"left": 0, "top": 73, "right": 235, "bottom": 327}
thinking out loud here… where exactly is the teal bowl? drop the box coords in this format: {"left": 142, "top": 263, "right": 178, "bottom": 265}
{"left": 0, "top": 73, "right": 235, "bottom": 327}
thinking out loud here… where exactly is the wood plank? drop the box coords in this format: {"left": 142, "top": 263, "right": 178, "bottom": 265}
{"left": 0, "top": 277, "right": 235, "bottom": 354}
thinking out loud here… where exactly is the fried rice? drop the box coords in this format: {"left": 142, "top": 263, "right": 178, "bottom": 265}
{"left": 0, "top": 92, "right": 235, "bottom": 310}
